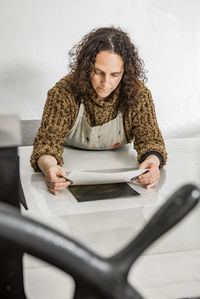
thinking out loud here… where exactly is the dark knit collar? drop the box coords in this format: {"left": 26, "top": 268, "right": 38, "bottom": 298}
{"left": 87, "top": 85, "right": 120, "bottom": 108}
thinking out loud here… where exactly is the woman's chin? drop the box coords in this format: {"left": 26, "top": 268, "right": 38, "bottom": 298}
{"left": 97, "top": 91, "right": 111, "bottom": 99}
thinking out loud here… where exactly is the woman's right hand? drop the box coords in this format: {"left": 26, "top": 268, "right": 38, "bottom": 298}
{"left": 44, "top": 165, "right": 71, "bottom": 195}
{"left": 37, "top": 155, "right": 70, "bottom": 195}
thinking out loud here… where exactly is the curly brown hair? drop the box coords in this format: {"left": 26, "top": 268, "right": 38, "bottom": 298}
{"left": 68, "top": 26, "right": 147, "bottom": 110}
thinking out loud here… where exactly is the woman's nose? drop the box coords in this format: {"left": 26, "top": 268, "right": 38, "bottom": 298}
{"left": 101, "top": 75, "right": 110, "bottom": 86}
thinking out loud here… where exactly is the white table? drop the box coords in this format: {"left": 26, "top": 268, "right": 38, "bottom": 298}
{"left": 19, "top": 137, "right": 200, "bottom": 299}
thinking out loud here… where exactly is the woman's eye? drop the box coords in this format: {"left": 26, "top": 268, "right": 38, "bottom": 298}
{"left": 95, "top": 71, "right": 103, "bottom": 76}
{"left": 112, "top": 73, "right": 120, "bottom": 77}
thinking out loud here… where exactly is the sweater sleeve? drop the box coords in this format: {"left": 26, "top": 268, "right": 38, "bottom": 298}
{"left": 131, "top": 87, "right": 167, "bottom": 167}
{"left": 30, "top": 82, "right": 77, "bottom": 172}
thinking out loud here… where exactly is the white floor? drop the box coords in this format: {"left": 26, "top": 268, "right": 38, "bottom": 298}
{"left": 19, "top": 137, "right": 200, "bottom": 299}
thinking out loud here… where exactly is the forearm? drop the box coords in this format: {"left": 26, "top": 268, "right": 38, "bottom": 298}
{"left": 132, "top": 89, "right": 167, "bottom": 167}
{"left": 30, "top": 84, "right": 74, "bottom": 172}
{"left": 37, "top": 155, "right": 58, "bottom": 175}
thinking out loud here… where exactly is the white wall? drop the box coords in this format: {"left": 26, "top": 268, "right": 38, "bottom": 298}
{"left": 0, "top": 0, "right": 200, "bottom": 138}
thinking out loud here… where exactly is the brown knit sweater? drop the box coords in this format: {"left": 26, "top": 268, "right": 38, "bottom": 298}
{"left": 30, "top": 75, "right": 167, "bottom": 171}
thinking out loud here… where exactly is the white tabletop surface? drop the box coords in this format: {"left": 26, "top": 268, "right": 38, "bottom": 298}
{"left": 19, "top": 137, "right": 200, "bottom": 299}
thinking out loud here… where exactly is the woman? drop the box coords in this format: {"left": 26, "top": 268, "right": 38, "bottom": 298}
{"left": 30, "top": 26, "right": 167, "bottom": 195}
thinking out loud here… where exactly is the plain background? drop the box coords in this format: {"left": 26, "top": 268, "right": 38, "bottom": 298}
{"left": 0, "top": 0, "right": 200, "bottom": 138}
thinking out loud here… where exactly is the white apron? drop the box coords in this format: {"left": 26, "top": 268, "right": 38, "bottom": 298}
{"left": 64, "top": 103, "right": 127, "bottom": 150}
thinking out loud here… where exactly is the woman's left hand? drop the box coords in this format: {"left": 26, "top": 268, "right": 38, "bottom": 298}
{"left": 137, "top": 155, "right": 160, "bottom": 189}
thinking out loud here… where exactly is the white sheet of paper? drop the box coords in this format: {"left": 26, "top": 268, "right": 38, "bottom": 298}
{"left": 67, "top": 169, "right": 148, "bottom": 185}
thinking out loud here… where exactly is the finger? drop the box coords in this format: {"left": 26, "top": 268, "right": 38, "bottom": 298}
{"left": 58, "top": 177, "right": 68, "bottom": 183}
{"left": 146, "top": 180, "right": 158, "bottom": 189}
{"left": 138, "top": 173, "right": 159, "bottom": 185}
{"left": 138, "top": 166, "right": 156, "bottom": 178}
{"left": 146, "top": 176, "right": 159, "bottom": 188}
{"left": 138, "top": 172, "right": 152, "bottom": 181}
{"left": 46, "top": 180, "right": 69, "bottom": 188}
{"left": 56, "top": 182, "right": 70, "bottom": 189}
{"left": 47, "top": 176, "right": 66, "bottom": 183}
{"left": 138, "top": 172, "right": 156, "bottom": 184}
{"left": 48, "top": 187, "right": 58, "bottom": 195}
{"left": 56, "top": 169, "right": 68, "bottom": 180}
{"left": 46, "top": 181, "right": 69, "bottom": 192}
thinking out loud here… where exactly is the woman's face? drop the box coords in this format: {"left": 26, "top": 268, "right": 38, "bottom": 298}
{"left": 90, "top": 50, "right": 124, "bottom": 100}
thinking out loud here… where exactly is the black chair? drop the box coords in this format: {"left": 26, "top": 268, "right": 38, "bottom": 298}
{"left": 0, "top": 115, "right": 27, "bottom": 298}
{"left": 0, "top": 184, "right": 199, "bottom": 299}
{"left": 0, "top": 148, "right": 26, "bottom": 298}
